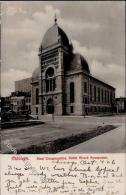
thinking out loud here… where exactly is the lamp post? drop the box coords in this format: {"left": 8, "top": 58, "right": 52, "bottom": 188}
{"left": 52, "top": 93, "right": 54, "bottom": 121}
{"left": 83, "top": 95, "right": 85, "bottom": 118}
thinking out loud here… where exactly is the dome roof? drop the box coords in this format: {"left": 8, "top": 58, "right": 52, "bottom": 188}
{"left": 41, "top": 23, "right": 69, "bottom": 49}
{"left": 69, "top": 53, "right": 90, "bottom": 74}
{"left": 32, "top": 66, "right": 40, "bottom": 81}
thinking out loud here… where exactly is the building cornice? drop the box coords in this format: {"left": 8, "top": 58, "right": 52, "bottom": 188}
{"left": 65, "top": 70, "right": 115, "bottom": 89}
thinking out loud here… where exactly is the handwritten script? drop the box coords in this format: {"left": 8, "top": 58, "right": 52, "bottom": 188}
{"left": 1, "top": 154, "right": 125, "bottom": 195}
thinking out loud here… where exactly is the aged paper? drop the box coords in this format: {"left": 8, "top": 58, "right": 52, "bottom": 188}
{"left": 1, "top": 154, "right": 126, "bottom": 195}
{"left": 1, "top": 1, "right": 125, "bottom": 195}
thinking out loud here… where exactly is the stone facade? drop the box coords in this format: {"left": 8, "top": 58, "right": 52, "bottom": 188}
{"left": 31, "top": 18, "right": 116, "bottom": 116}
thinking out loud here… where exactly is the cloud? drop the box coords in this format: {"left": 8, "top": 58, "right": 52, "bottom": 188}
{"left": 90, "top": 60, "right": 125, "bottom": 97}
{"left": 72, "top": 39, "right": 125, "bottom": 97}
{"left": 72, "top": 40, "right": 110, "bottom": 63}
{"left": 1, "top": 69, "right": 31, "bottom": 97}
{"left": 2, "top": 3, "right": 43, "bottom": 96}
{"left": 1, "top": 2, "right": 125, "bottom": 98}
{"left": 5, "top": 4, "right": 27, "bottom": 16}
{"left": 61, "top": 20, "right": 100, "bottom": 33}
{"left": 1, "top": 4, "right": 62, "bottom": 74}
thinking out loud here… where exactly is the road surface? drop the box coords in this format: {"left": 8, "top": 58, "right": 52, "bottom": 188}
{"left": 1, "top": 115, "right": 125, "bottom": 153}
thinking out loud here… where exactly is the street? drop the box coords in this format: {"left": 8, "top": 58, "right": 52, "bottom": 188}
{"left": 1, "top": 115, "right": 125, "bottom": 153}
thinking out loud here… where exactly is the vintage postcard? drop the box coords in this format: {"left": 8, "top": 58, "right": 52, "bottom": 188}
{"left": 0, "top": 1, "right": 126, "bottom": 195}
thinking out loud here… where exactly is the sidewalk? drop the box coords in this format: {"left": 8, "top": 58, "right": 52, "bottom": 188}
{"left": 59, "top": 124, "right": 126, "bottom": 153}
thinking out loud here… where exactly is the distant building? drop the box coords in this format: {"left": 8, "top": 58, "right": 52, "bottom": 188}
{"left": 31, "top": 17, "right": 116, "bottom": 116}
{"left": 1, "top": 78, "right": 32, "bottom": 114}
{"left": 13, "top": 78, "right": 32, "bottom": 113}
{"left": 116, "top": 97, "right": 126, "bottom": 113}
{"left": 11, "top": 91, "right": 31, "bottom": 113}
{"left": 15, "top": 78, "right": 31, "bottom": 93}
{"left": 1, "top": 96, "right": 11, "bottom": 112}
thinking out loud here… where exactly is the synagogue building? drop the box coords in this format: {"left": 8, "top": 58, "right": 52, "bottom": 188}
{"left": 31, "top": 17, "right": 115, "bottom": 116}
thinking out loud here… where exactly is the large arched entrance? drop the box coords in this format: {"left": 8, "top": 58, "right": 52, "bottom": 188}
{"left": 46, "top": 98, "right": 54, "bottom": 114}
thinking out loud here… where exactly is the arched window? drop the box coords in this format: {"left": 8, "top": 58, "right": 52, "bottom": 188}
{"left": 70, "top": 82, "right": 75, "bottom": 103}
{"left": 36, "top": 88, "right": 39, "bottom": 104}
{"left": 46, "top": 67, "right": 56, "bottom": 92}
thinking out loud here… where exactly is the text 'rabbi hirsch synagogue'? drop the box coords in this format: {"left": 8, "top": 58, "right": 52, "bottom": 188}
{"left": 31, "top": 16, "right": 115, "bottom": 116}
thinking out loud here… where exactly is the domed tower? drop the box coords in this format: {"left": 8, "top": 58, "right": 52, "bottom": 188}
{"left": 38, "top": 15, "right": 70, "bottom": 115}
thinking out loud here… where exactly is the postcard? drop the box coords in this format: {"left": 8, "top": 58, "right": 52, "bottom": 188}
{"left": 1, "top": 1, "right": 126, "bottom": 195}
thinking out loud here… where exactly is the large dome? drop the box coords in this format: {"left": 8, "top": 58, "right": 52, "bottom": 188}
{"left": 41, "top": 23, "right": 69, "bottom": 49}
{"left": 69, "top": 53, "right": 90, "bottom": 74}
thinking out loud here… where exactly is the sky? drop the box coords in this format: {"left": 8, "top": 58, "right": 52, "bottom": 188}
{"left": 1, "top": 1, "right": 125, "bottom": 97}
